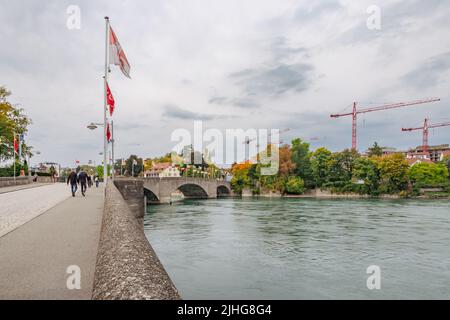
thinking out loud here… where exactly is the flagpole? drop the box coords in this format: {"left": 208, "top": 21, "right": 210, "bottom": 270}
{"left": 111, "top": 120, "right": 115, "bottom": 180}
{"left": 13, "top": 132, "right": 16, "bottom": 182}
{"left": 104, "top": 17, "right": 110, "bottom": 185}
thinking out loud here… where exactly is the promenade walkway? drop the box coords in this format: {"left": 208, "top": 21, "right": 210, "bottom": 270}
{"left": 0, "top": 183, "right": 104, "bottom": 299}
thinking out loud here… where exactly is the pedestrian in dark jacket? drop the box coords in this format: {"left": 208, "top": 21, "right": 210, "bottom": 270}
{"left": 67, "top": 170, "right": 78, "bottom": 197}
{"left": 78, "top": 170, "right": 88, "bottom": 196}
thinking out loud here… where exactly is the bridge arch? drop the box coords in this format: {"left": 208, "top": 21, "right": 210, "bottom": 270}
{"left": 177, "top": 183, "right": 209, "bottom": 199}
{"left": 142, "top": 177, "right": 232, "bottom": 204}
{"left": 144, "top": 187, "right": 160, "bottom": 204}
{"left": 217, "top": 185, "right": 231, "bottom": 197}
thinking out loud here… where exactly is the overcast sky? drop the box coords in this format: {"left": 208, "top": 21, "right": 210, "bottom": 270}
{"left": 1, "top": 0, "right": 449, "bottom": 167}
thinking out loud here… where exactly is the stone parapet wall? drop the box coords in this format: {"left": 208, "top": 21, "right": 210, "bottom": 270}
{"left": 92, "top": 182, "right": 180, "bottom": 300}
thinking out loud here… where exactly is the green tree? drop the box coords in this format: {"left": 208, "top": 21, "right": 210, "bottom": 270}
{"left": 408, "top": 162, "right": 448, "bottom": 187}
{"left": 0, "top": 86, "right": 32, "bottom": 161}
{"left": 327, "top": 149, "right": 360, "bottom": 188}
{"left": 353, "top": 157, "right": 380, "bottom": 195}
{"left": 96, "top": 164, "right": 111, "bottom": 178}
{"left": 125, "top": 155, "right": 143, "bottom": 177}
{"left": 230, "top": 163, "right": 251, "bottom": 194}
{"left": 377, "top": 153, "right": 409, "bottom": 193}
{"left": 367, "top": 142, "right": 383, "bottom": 157}
{"left": 291, "top": 138, "right": 314, "bottom": 187}
{"left": 311, "top": 147, "right": 332, "bottom": 187}
{"left": 284, "top": 176, "right": 305, "bottom": 194}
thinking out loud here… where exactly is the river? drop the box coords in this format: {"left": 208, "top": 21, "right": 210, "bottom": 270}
{"left": 143, "top": 198, "right": 450, "bottom": 299}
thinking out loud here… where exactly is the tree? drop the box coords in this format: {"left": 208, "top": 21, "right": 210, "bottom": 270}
{"left": 353, "top": 157, "right": 380, "bottom": 195}
{"left": 311, "top": 147, "right": 332, "bottom": 187}
{"left": 49, "top": 165, "right": 57, "bottom": 178}
{"left": 278, "top": 144, "right": 295, "bottom": 176}
{"left": 327, "top": 149, "right": 360, "bottom": 187}
{"left": 377, "top": 153, "right": 409, "bottom": 193}
{"left": 408, "top": 162, "right": 448, "bottom": 187}
{"left": 125, "top": 155, "right": 143, "bottom": 177}
{"left": 367, "top": 142, "right": 383, "bottom": 157}
{"left": 284, "top": 176, "right": 305, "bottom": 194}
{"left": 442, "top": 155, "right": 450, "bottom": 180}
{"left": 230, "top": 162, "right": 251, "bottom": 194}
{"left": 291, "top": 138, "right": 314, "bottom": 187}
{"left": 96, "top": 164, "right": 111, "bottom": 178}
{"left": 0, "top": 86, "right": 32, "bottom": 161}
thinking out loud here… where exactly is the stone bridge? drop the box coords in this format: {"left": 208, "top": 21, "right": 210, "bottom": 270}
{"left": 143, "top": 177, "right": 232, "bottom": 204}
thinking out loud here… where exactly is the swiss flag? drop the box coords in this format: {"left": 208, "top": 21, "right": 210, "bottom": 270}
{"left": 106, "top": 122, "right": 112, "bottom": 142}
{"left": 106, "top": 81, "right": 115, "bottom": 116}
{"left": 109, "top": 26, "right": 131, "bottom": 79}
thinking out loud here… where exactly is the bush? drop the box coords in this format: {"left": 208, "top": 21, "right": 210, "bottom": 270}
{"left": 0, "top": 163, "right": 28, "bottom": 177}
{"left": 284, "top": 176, "right": 305, "bottom": 195}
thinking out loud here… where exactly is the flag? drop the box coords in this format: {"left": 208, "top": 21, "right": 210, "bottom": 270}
{"left": 106, "top": 81, "right": 115, "bottom": 116}
{"left": 109, "top": 26, "right": 131, "bottom": 78}
{"left": 13, "top": 134, "right": 19, "bottom": 155}
{"left": 19, "top": 134, "right": 24, "bottom": 158}
{"left": 106, "top": 122, "right": 111, "bottom": 142}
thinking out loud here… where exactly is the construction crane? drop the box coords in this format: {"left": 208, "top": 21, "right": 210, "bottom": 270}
{"left": 401, "top": 118, "right": 450, "bottom": 152}
{"left": 330, "top": 98, "right": 441, "bottom": 150}
{"left": 243, "top": 128, "right": 290, "bottom": 162}
{"left": 243, "top": 128, "right": 290, "bottom": 146}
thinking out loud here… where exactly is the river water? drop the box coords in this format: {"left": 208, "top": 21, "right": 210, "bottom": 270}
{"left": 144, "top": 198, "right": 450, "bottom": 299}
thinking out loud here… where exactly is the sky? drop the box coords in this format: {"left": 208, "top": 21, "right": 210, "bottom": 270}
{"left": 1, "top": 0, "right": 449, "bottom": 167}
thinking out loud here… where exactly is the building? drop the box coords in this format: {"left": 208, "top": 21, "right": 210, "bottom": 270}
{"left": 406, "top": 158, "right": 434, "bottom": 166}
{"left": 381, "top": 147, "right": 399, "bottom": 156}
{"left": 406, "top": 151, "right": 430, "bottom": 161}
{"left": 408, "top": 144, "right": 450, "bottom": 163}
{"left": 144, "top": 162, "right": 180, "bottom": 178}
{"left": 33, "top": 162, "right": 61, "bottom": 176}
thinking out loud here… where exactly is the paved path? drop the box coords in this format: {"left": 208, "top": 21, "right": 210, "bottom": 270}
{"left": 0, "top": 184, "right": 104, "bottom": 299}
{"left": 0, "top": 184, "right": 70, "bottom": 237}
{"left": 0, "top": 183, "right": 51, "bottom": 195}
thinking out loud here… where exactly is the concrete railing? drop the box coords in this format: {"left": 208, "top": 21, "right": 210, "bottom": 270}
{"left": 92, "top": 182, "right": 180, "bottom": 300}
{"left": 0, "top": 176, "right": 30, "bottom": 188}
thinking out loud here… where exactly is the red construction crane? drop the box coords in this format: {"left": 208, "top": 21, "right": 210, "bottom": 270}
{"left": 330, "top": 98, "right": 441, "bottom": 150}
{"left": 401, "top": 118, "right": 450, "bottom": 152}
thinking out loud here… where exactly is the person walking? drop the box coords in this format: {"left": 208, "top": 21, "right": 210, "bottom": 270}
{"left": 95, "top": 175, "right": 99, "bottom": 188}
{"left": 78, "top": 170, "right": 88, "bottom": 197}
{"left": 67, "top": 170, "right": 78, "bottom": 197}
{"left": 87, "top": 175, "right": 92, "bottom": 188}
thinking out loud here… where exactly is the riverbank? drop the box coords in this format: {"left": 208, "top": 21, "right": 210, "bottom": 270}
{"left": 242, "top": 188, "right": 450, "bottom": 200}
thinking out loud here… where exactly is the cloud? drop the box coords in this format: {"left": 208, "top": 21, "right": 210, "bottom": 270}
{"left": 401, "top": 51, "right": 450, "bottom": 89}
{"left": 162, "top": 104, "right": 215, "bottom": 120}
{"left": 230, "top": 63, "right": 315, "bottom": 97}
{"left": 1, "top": 0, "right": 449, "bottom": 166}
{"left": 270, "top": 37, "right": 309, "bottom": 62}
{"left": 162, "top": 104, "right": 238, "bottom": 121}
{"left": 293, "top": 0, "right": 344, "bottom": 22}
{"left": 208, "top": 95, "right": 260, "bottom": 109}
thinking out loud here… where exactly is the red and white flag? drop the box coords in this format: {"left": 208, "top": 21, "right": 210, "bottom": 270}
{"left": 106, "top": 81, "right": 115, "bottom": 116}
{"left": 109, "top": 26, "right": 131, "bottom": 79}
{"left": 13, "top": 134, "right": 19, "bottom": 154}
{"left": 106, "top": 122, "right": 112, "bottom": 142}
